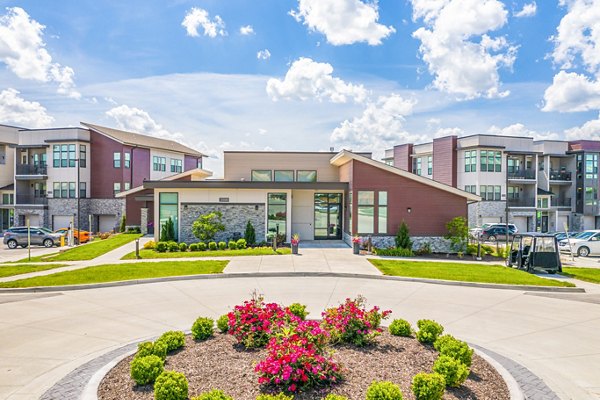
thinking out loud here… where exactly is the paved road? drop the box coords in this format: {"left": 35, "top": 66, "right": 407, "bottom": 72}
{"left": 1, "top": 275, "right": 599, "bottom": 400}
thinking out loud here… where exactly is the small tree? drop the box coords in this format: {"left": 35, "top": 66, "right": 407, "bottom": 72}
{"left": 160, "top": 217, "right": 175, "bottom": 242}
{"left": 192, "top": 211, "right": 226, "bottom": 242}
{"left": 119, "top": 215, "right": 126, "bottom": 233}
{"left": 445, "top": 216, "right": 469, "bottom": 253}
{"left": 244, "top": 220, "right": 256, "bottom": 245}
{"left": 396, "top": 221, "right": 412, "bottom": 249}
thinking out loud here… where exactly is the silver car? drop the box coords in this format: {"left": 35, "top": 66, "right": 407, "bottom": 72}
{"left": 3, "top": 226, "right": 62, "bottom": 249}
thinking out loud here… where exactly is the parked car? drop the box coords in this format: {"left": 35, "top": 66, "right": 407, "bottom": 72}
{"left": 3, "top": 226, "right": 62, "bottom": 249}
{"left": 508, "top": 233, "right": 562, "bottom": 274}
{"left": 479, "top": 226, "right": 515, "bottom": 242}
{"left": 558, "top": 230, "right": 600, "bottom": 257}
{"left": 54, "top": 228, "right": 90, "bottom": 244}
{"left": 552, "top": 231, "right": 579, "bottom": 242}
{"left": 470, "top": 223, "right": 518, "bottom": 239}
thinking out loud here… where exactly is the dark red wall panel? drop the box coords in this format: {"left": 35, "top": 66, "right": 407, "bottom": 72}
{"left": 432, "top": 136, "right": 457, "bottom": 187}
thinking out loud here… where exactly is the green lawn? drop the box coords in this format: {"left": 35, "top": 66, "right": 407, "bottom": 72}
{"left": 369, "top": 259, "right": 575, "bottom": 287}
{"left": 0, "top": 264, "right": 67, "bottom": 278}
{"left": 20, "top": 234, "right": 142, "bottom": 262}
{"left": 121, "top": 247, "right": 291, "bottom": 260}
{"left": 0, "top": 260, "right": 228, "bottom": 288}
{"left": 562, "top": 267, "right": 600, "bottom": 284}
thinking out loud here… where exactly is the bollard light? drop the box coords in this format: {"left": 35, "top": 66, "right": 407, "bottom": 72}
{"left": 135, "top": 238, "right": 140, "bottom": 259}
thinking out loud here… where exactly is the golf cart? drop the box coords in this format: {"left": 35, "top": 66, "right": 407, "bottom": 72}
{"left": 507, "top": 233, "right": 562, "bottom": 274}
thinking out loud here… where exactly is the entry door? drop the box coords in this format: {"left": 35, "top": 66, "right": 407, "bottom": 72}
{"left": 314, "top": 193, "right": 342, "bottom": 239}
{"left": 541, "top": 216, "right": 549, "bottom": 233}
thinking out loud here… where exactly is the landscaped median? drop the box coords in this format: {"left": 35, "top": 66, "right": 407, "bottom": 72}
{"left": 369, "top": 259, "right": 575, "bottom": 287}
{"left": 0, "top": 260, "right": 227, "bottom": 288}
{"left": 121, "top": 247, "right": 291, "bottom": 260}
{"left": 562, "top": 267, "right": 600, "bottom": 284}
{"left": 0, "top": 263, "right": 68, "bottom": 278}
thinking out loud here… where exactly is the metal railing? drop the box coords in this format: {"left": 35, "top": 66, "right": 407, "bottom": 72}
{"left": 507, "top": 197, "right": 535, "bottom": 207}
{"left": 507, "top": 169, "right": 536, "bottom": 179}
{"left": 15, "top": 195, "right": 48, "bottom": 205}
{"left": 549, "top": 170, "right": 572, "bottom": 181}
{"left": 551, "top": 197, "right": 572, "bottom": 208}
{"left": 16, "top": 164, "right": 47, "bottom": 175}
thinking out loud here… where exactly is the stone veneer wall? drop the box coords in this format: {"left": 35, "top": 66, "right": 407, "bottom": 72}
{"left": 46, "top": 198, "right": 125, "bottom": 232}
{"left": 468, "top": 201, "right": 506, "bottom": 227}
{"left": 343, "top": 232, "right": 454, "bottom": 253}
{"left": 572, "top": 214, "right": 585, "bottom": 232}
{"left": 179, "top": 203, "right": 265, "bottom": 244}
{"left": 14, "top": 208, "right": 49, "bottom": 228}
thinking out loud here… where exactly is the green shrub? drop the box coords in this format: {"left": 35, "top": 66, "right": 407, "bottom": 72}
{"left": 389, "top": 319, "right": 412, "bottom": 337}
{"left": 288, "top": 303, "right": 309, "bottom": 320}
{"left": 414, "top": 242, "right": 432, "bottom": 256}
{"left": 366, "top": 381, "right": 403, "bottom": 400}
{"left": 218, "top": 241, "right": 227, "bottom": 250}
{"left": 154, "top": 370, "right": 188, "bottom": 400}
{"left": 433, "top": 356, "right": 469, "bottom": 387}
{"left": 120, "top": 215, "right": 127, "bottom": 233}
{"left": 136, "top": 341, "right": 167, "bottom": 360}
{"left": 158, "top": 331, "right": 185, "bottom": 352}
{"left": 209, "top": 241, "right": 217, "bottom": 250}
{"left": 160, "top": 217, "right": 176, "bottom": 242}
{"left": 374, "top": 247, "right": 414, "bottom": 257}
{"left": 255, "top": 394, "right": 294, "bottom": 400}
{"left": 179, "top": 242, "right": 188, "bottom": 252}
{"left": 411, "top": 372, "right": 445, "bottom": 400}
{"left": 216, "top": 314, "right": 229, "bottom": 333}
{"left": 199, "top": 242, "right": 207, "bottom": 251}
{"left": 237, "top": 238, "right": 247, "bottom": 249}
{"left": 192, "top": 317, "right": 214, "bottom": 340}
{"left": 144, "top": 240, "right": 156, "bottom": 250}
{"left": 244, "top": 220, "right": 256, "bottom": 245}
{"left": 395, "top": 221, "right": 412, "bottom": 250}
{"left": 228, "top": 240, "right": 237, "bottom": 250}
{"left": 466, "top": 243, "right": 494, "bottom": 256}
{"left": 192, "top": 389, "right": 234, "bottom": 400}
{"left": 416, "top": 320, "right": 444, "bottom": 344}
{"left": 156, "top": 242, "right": 168, "bottom": 253}
{"left": 189, "top": 243, "right": 199, "bottom": 251}
{"left": 434, "top": 335, "right": 473, "bottom": 367}
{"left": 168, "top": 241, "right": 179, "bottom": 252}
{"left": 130, "top": 354, "right": 164, "bottom": 385}
{"left": 322, "top": 395, "right": 348, "bottom": 400}
{"left": 192, "top": 211, "right": 226, "bottom": 242}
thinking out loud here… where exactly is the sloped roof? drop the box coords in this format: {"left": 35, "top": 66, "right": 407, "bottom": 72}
{"left": 81, "top": 122, "right": 204, "bottom": 157}
{"left": 115, "top": 168, "right": 213, "bottom": 198}
{"left": 330, "top": 150, "right": 481, "bottom": 202}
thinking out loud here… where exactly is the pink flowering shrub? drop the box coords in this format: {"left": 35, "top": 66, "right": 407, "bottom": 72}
{"left": 321, "top": 296, "right": 392, "bottom": 347}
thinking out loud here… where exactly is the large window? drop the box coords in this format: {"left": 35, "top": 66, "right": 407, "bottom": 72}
{"left": 378, "top": 191, "right": 387, "bottom": 234}
{"left": 427, "top": 156, "right": 433, "bottom": 175}
{"left": 53, "top": 144, "right": 77, "bottom": 168}
{"left": 348, "top": 192, "right": 352, "bottom": 234}
{"left": 585, "top": 154, "right": 598, "bottom": 179}
{"left": 508, "top": 186, "right": 520, "bottom": 199}
{"left": 113, "top": 152, "right": 121, "bottom": 168}
{"left": 274, "top": 170, "right": 294, "bottom": 182}
{"left": 79, "top": 182, "right": 86, "bottom": 198}
{"left": 267, "top": 193, "right": 287, "bottom": 237}
{"left": 480, "top": 150, "right": 501, "bottom": 172}
{"left": 297, "top": 170, "right": 317, "bottom": 182}
{"left": 480, "top": 185, "right": 501, "bottom": 201}
{"left": 464, "top": 185, "right": 476, "bottom": 194}
{"left": 252, "top": 170, "right": 272, "bottom": 181}
{"left": 585, "top": 187, "right": 598, "bottom": 206}
{"left": 159, "top": 192, "right": 178, "bottom": 241}
{"left": 34, "top": 183, "right": 46, "bottom": 198}
{"left": 464, "top": 150, "right": 477, "bottom": 172}
{"left": 53, "top": 182, "right": 81, "bottom": 198}
{"left": 170, "top": 158, "right": 182, "bottom": 173}
{"left": 79, "top": 145, "right": 86, "bottom": 168}
{"left": 415, "top": 158, "right": 422, "bottom": 176}
{"left": 113, "top": 182, "right": 121, "bottom": 196}
{"left": 124, "top": 152, "right": 131, "bottom": 169}
{"left": 153, "top": 156, "right": 166, "bottom": 172}
{"left": 357, "top": 191, "right": 374, "bottom": 233}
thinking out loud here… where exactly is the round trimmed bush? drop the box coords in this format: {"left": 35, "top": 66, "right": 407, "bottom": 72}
{"left": 411, "top": 372, "right": 445, "bottom": 400}
{"left": 228, "top": 240, "right": 237, "bottom": 250}
{"left": 199, "top": 242, "right": 207, "bottom": 251}
{"left": 158, "top": 331, "right": 185, "bottom": 352}
{"left": 389, "top": 319, "right": 412, "bottom": 337}
{"left": 189, "top": 243, "right": 199, "bottom": 251}
{"left": 366, "top": 381, "right": 404, "bottom": 400}
{"left": 323, "top": 395, "right": 348, "bottom": 400}
{"left": 255, "top": 394, "right": 294, "bottom": 400}
{"left": 192, "top": 317, "right": 214, "bottom": 340}
{"left": 434, "top": 335, "right": 473, "bottom": 367}
{"left": 154, "top": 370, "right": 188, "bottom": 400}
{"left": 130, "top": 354, "right": 163, "bottom": 385}
{"left": 236, "top": 238, "right": 247, "bottom": 249}
{"left": 192, "top": 389, "right": 233, "bottom": 400}
{"left": 144, "top": 240, "right": 156, "bottom": 250}
{"left": 288, "top": 302, "right": 309, "bottom": 320}
{"left": 218, "top": 241, "right": 227, "bottom": 250}
{"left": 433, "top": 355, "right": 470, "bottom": 387}
{"left": 168, "top": 241, "right": 179, "bottom": 252}
{"left": 136, "top": 340, "right": 167, "bottom": 360}
{"left": 216, "top": 314, "right": 229, "bottom": 333}
{"left": 416, "top": 320, "right": 444, "bottom": 344}
{"left": 208, "top": 241, "right": 217, "bottom": 250}
{"left": 156, "top": 242, "right": 168, "bottom": 253}
{"left": 179, "top": 242, "right": 188, "bottom": 252}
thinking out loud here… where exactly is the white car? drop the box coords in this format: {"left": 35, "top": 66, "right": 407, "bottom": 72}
{"left": 558, "top": 230, "right": 600, "bottom": 257}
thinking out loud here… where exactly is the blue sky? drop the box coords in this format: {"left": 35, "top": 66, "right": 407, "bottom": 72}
{"left": 1, "top": 0, "right": 600, "bottom": 176}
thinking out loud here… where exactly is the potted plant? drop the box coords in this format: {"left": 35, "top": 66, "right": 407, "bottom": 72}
{"left": 291, "top": 233, "right": 300, "bottom": 254}
{"left": 352, "top": 235, "right": 361, "bottom": 255}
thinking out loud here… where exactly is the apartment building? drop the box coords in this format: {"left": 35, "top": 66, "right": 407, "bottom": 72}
{"left": 384, "top": 135, "right": 599, "bottom": 232}
{"left": 0, "top": 124, "right": 19, "bottom": 230}
{"left": 8, "top": 122, "right": 203, "bottom": 233}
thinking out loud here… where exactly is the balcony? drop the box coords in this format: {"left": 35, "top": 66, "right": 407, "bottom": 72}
{"left": 549, "top": 170, "right": 572, "bottom": 182}
{"left": 507, "top": 169, "right": 536, "bottom": 180}
{"left": 15, "top": 164, "right": 47, "bottom": 176}
{"left": 15, "top": 195, "right": 48, "bottom": 205}
{"left": 551, "top": 197, "right": 572, "bottom": 209}
{"left": 507, "top": 197, "right": 535, "bottom": 208}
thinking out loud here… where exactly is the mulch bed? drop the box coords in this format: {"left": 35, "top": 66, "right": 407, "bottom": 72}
{"left": 98, "top": 332, "right": 509, "bottom": 400}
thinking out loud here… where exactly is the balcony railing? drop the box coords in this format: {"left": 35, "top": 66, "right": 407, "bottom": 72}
{"left": 551, "top": 198, "right": 572, "bottom": 208}
{"left": 16, "top": 164, "right": 47, "bottom": 175}
{"left": 15, "top": 195, "right": 48, "bottom": 205}
{"left": 549, "top": 170, "right": 572, "bottom": 181}
{"left": 507, "top": 197, "right": 535, "bottom": 207}
{"left": 507, "top": 169, "right": 536, "bottom": 179}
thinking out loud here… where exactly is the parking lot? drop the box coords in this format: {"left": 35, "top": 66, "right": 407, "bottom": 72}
{"left": 0, "top": 244, "right": 60, "bottom": 263}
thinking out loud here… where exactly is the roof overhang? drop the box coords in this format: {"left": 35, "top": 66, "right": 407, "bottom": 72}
{"left": 116, "top": 168, "right": 213, "bottom": 198}
{"left": 144, "top": 181, "right": 349, "bottom": 190}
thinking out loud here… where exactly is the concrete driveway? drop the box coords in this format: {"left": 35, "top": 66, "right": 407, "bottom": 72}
{"left": 1, "top": 276, "right": 599, "bottom": 400}
{"left": 0, "top": 245, "right": 60, "bottom": 264}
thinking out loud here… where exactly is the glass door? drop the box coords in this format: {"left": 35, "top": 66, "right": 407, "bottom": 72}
{"left": 314, "top": 193, "right": 342, "bottom": 239}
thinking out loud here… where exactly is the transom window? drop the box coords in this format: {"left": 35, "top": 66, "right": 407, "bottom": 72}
{"left": 170, "top": 158, "right": 182, "bottom": 173}
{"left": 274, "top": 170, "right": 294, "bottom": 182}
{"left": 297, "top": 170, "right": 317, "bottom": 182}
{"left": 252, "top": 170, "right": 272, "bottom": 181}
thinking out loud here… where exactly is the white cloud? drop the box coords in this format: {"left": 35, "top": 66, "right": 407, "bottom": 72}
{"left": 565, "top": 113, "right": 600, "bottom": 140}
{"left": 434, "top": 127, "right": 464, "bottom": 138}
{"left": 514, "top": 2, "right": 537, "bottom": 18}
{"left": 181, "top": 7, "right": 226, "bottom": 38}
{"left": 289, "top": 0, "right": 395, "bottom": 46}
{"left": 266, "top": 57, "right": 367, "bottom": 103}
{"left": 257, "top": 49, "right": 271, "bottom": 60}
{"left": 106, "top": 104, "right": 185, "bottom": 142}
{"left": 0, "top": 88, "right": 54, "bottom": 128}
{"left": 487, "top": 123, "right": 559, "bottom": 140}
{"left": 0, "top": 7, "right": 79, "bottom": 98}
{"left": 411, "top": 0, "right": 517, "bottom": 99}
{"left": 239, "top": 25, "right": 254, "bottom": 35}
{"left": 542, "top": 70, "right": 600, "bottom": 112}
{"left": 330, "top": 94, "right": 424, "bottom": 155}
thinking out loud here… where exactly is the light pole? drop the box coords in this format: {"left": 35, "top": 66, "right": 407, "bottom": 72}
{"left": 75, "top": 157, "right": 81, "bottom": 242}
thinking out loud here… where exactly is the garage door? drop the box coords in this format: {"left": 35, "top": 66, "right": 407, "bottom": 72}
{"left": 512, "top": 217, "right": 528, "bottom": 233}
{"left": 53, "top": 215, "right": 73, "bottom": 230}
{"left": 27, "top": 215, "right": 40, "bottom": 227}
{"left": 98, "top": 215, "right": 117, "bottom": 233}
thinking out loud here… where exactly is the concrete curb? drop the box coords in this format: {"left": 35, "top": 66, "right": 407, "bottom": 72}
{"left": 0, "top": 271, "right": 585, "bottom": 293}
{"left": 472, "top": 347, "right": 524, "bottom": 400}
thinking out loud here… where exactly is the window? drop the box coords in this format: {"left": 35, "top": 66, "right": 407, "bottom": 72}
{"left": 113, "top": 182, "right": 121, "bottom": 196}
{"left": 69, "top": 182, "right": 76, "bottom": 198}
{"left": 53, "top": 145, "right": 60, "bottom": 167}
{"left": 124, "top": 182, "right": 131, "bottom": 191}
{"left": 378, "top": 191, "right": 387, "bottom": 234}
{"left": 197, "top": 158, "right": 203, "bottom": 169}
{"left": 537, "top": 197, "right": 549, "bottom": 208}
{"left": 585, "top": 154, "right": 598, "bottom": 179}
{"left": 480, "top": 185, "right": 501, "bottom": 201}
{"left": 415, "top": 158, "right": 422, "bottom": 175}
{"left": 481, "top": 150, "right": 501, "bottom": 172}
{"left": 535, "top": 237, "right": 556, "bottom": 252}
{"left": 464, "top": 185, "right": 476, "bottom": 194}
{"left": 585, "top": 187, "right": 598, "bottom": 206}
{"left": 348, "top": 191, "right": 352, "bottom": 234}
{"left": 267, "top": 193, "right": 287, "bottom": 237}
{"left": 427, "top": 156, "right": 433, "bottom": 175}
{"left": 252, "top": 170, "right": 272, "bottom": 181}
{"left": 508, "top": 186, "right": 520, "bottom": 199}
{"left": 159, "top": 192, "right": 179, "bottom": 241}
{"left": 297, "top": 170, "right": 317, "bottom": 182}
{"left": 53, "top": 182, "right": 60, "bottom": 198}
{"left": 153, "top": 156, "right": 166, "bottom": 172}
{"left": 508, "top": 158, "right": 519, "bottom": 173}
{"left": 357, "top": 191, "right": 374, "bottom": 233}
{"left": 124, "top": 152, "right": 130, "bottom": 169}
{"left": 79, "top": 145, "right": 86, "bottom": 168}
{"left": 53, "top": 144, "right": 78, "bottom": 168}
{"left": 274, "top": 170, "right": 294, "bottom": 182}
{"left": 34, "top": 183, "right": 46, "bottom": 198}
{"left": 68, "top": 144, "right": 76, "bottom": 167}
{"left": 61, "top": 182, "right": 68, "bottom": 198}
{"left": 494, "top": 185, "right": 501, "bottom": 201}
{"left": 170, "top": 158, "right": 182, "bottom": 173}
{"left": 113, "top": 152, "right": 121, "bottom": 168}
{"left": 465, "top": 150, "right": 477, "bottom": 172}
{"left": 61, "top": 145, "right": 68, "bottom": 167}
{"left": 79, "top": 182, "right": 86, "bottom": 198}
